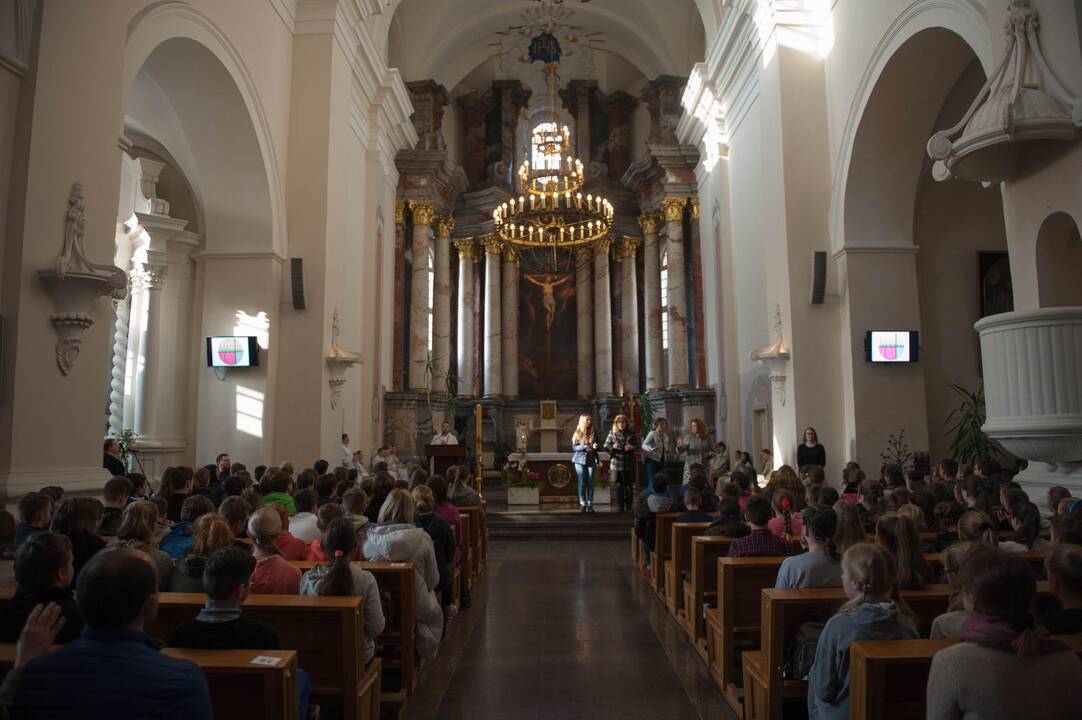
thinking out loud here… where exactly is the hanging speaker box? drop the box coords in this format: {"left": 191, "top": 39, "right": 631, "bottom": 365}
{"left": 809, "top": 251, "right": 827, "bottom": 305}
{"left": 290, "top": 258, "right": 306, "bottom": 310}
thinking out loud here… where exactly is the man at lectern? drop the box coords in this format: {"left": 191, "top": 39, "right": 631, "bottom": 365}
{"left": 431, "top": 421, "right": 458, "bottom": 446}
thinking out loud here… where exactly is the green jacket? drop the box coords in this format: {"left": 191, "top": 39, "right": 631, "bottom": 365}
{"left": 261, "top": 491, "right": 297, "bottom": 517}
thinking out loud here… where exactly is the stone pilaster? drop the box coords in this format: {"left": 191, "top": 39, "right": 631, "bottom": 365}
{"left": 501, "top": 246, "right": 520, "bottom": 399}
{"left": 457, "top": 91, "right": 494, "bottom": 186}
{"left": 602, "top": 91, "right": 637, "bottom": 181}
{"left": 432, "top": 215, "right": 454, "bottom": 390}
{"left": 408, "top": 201, "right": 434, "bottom": 391}
{"left": 392, "top": 200, "right": 406, "bottom": 391}
{"left": 615, "top": 236, "right": 641, "bottom": 394}
{"left": 575, "top": 246, "right": 595, "bottom": 399}
{"left": 454, "top": 238, "right": 478, "bottom": 396}
{"left": 492, "top": 80, "right": 531, "bottom": 176}
{"left": 640, "top": 76, "right": 687, "bottom": 145}
{"left": 405, "top": 80, "right": 450, "bottom": 151}
{"left": 482, "top": 236, "right": 503, "bottom": 397}
{"left": 639, "top": 212, "right": 664, "bottom": 391}
{"left": 563, "top": 79, "right": 597, "bottom": 166}
{"left": 593, "top": 238, "right": 614, "bottom": 396}
{"left": 661, "top": 197, "right": 689, "bottom": 388}
{"left": 689, "top": 197, "right": 707, "bottom": 388}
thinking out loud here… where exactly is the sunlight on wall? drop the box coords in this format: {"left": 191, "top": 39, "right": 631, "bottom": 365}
{"left": 234, "top": 310, "right": 270, "bottom": 349}
{"left": 682, "top": 65, "right": 728, "bottom": 173}
{"left": 756, "top": 0, "right": 834, "bottom": 67}
{"left": 236, "top": 385, "right": 265, "bottom": 438}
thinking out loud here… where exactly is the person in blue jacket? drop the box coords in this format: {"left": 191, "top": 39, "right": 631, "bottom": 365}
{"left": 13, "top": 547, "right": 212, "bottom": 720}
{"left": 571, "top": 414, "right": 600, "bottom": 513}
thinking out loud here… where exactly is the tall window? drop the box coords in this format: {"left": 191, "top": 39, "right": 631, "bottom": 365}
{"left": 427, "top": 249, "right": 434, "bottom": 353}
{"left": 660, "top": 249, "right": 670, "bottom": 350}
{"left": 531, "top": 121, "right": 562, "bottom": 181}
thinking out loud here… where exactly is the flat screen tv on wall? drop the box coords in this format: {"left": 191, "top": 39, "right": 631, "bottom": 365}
{"left": 206, "top": 336, "right": 259, "bottom": 368}
{"left": 865, "top": 331, "right": 919, "bottom": 363}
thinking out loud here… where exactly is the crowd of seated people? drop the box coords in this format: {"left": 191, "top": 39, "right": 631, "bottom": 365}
{"left": 0, "top": 453, "right": 487, "bottom": 718}
{"left": 633, "top": 453, "right": 1082, "bottom": 719}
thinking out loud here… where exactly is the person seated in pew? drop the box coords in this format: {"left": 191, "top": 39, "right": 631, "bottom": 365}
{"left": 161, "top": 467, "right": 195, "bottom": 523}
{"left": 258, "top": 472, "right": 297, "bottom": 517}
{"left": 1040, "top": 543, "right": 1082, "bottom": 635}
{"left": 363, "top": 489, "right": 444, "bottom": 658}
{"left": 775, "top": 506, "right": 842, "bottom": 589}
{"left": 14, "top": 493, "right": 53, "bottom": 548}
{"left": 0, "top": 532, "right": 83, "bottom": 644}
{"left": 831, "top": 499, "right": 865, "bottom": 556}
{"left": 169, "top": 515, "right": 234, "bottom": 593}
{"left": 266, "top": 503, "right": 308, "bottom": 561}
{"left": 289, "top": 489, "right": 320, "bottom": 543}
{"left": 1000, "top": 501, "right": 1052, "bottom": 553}
{"left": 49, "top": 498, "right": 106, "bottom": 584}
{"left": 301, "top": 516, "right": 386, "bottom": 663}
{"left": 729, "top": 468, "right": 755, "bottom": 513}
{"left": 314, "top": 473, "right": 340, "bottom": 508}
{"left": 1048, "top": 486, "right": 1072, "bottom": 517}
{"left": 247, "top": 508, "right": 302, "bottom": 594}
{"left": 218, "top": 496, "right": 253, "bottom": 548}
{"left": 926, "top": 545, "right": 1082, "bottom": 720}
{"left": 875, "top": 512, "right": 935, "bottom": 590}
{"left": 412, "top": 485, "right": 457, "bottom": 620}
{"left": 957, "top": 510, "right": 999, "bottom": 547}
{"left": 767, "top": 489, "right": 803, "bottom": 542}
{"left": 855, "top": 478, "right": 884, "bottom": 533}
{"left": 430, "top": 475, "right": 472, "bottom": 610}
{"left": 108, "top": 501, "right": 174, "bottom": 590}
{"left": 449, "top": 465, "right": 483, "bottom": 507}
{"left": 634, "top": 471, "right": 676, "bottom": 576}
{"left": 728, "top": 495, "right": 799, "bottom": 558}
{"left": 167, "top": 547, "right": 310, "bottom": 719}
{"left": 99, "top": 476, "right": 133, "bottom": 537}
{"left": 341, "top": 488, "right": 374, "bottom": 532}
{"left": 305, "top": 504, "right": 359, "bottom": 561}
{"left": 159, "top": 496, "right": 216, "bottom": 559}
{"left": 703, "top": 498, "right": 750, "bottom": 538}
{"left": 12, "top": 548, "right": 214, "bottom": 719}
{"left": 840, "top": 468, "right": 865, "bottom": 504}
{"left": 807, "top": 543, "right": 920, "bottom": 720}
{"left": 1052, "top": 510, "right": 1082, "bottom": 546}
{"left": 930, "top": 541, "right": 984, "bottom": 639}
{"left": 675, "top": 487, "right": 713, "bottom": 523}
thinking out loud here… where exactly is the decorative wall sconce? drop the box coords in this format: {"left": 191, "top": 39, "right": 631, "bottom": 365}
{"left": 750, "top": 304, "right": 791, "bottom": 407}
{"left": 38, "top": 183, "right": 127, "bottom": 375}
{"left": 326, "top": 308, "right": 360, "bottom": 409}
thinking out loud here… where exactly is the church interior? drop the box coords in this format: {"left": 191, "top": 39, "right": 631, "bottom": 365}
{"left": 1, "top": 0, "right": 1082, "bottom": 718}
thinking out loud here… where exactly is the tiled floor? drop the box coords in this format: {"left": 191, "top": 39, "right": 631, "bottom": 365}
{"left": 407, "top": 539, "right": 736, "bottom": 720}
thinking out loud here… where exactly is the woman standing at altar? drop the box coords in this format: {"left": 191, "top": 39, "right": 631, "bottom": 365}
{"left": 604, "top": 415, "right": 639, "bottom": 513}
{"left": 572, "top": 415, "right": 600, "bottom": 513}
{"left": 677, "top": 419, "right": 713, "bottom": 485}
{"left": 641, "top": 418, "right": 676, "bottom": 492}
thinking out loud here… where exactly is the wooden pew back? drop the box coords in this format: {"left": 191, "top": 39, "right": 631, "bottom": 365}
{"left": 665, "top": 522, "right": 711, "bottom": 618}
{"left": 650, "top": 513, "right": 680, "bottom": 594}
{"left": 686, "top": 535, "right": 734, "bottom": 647}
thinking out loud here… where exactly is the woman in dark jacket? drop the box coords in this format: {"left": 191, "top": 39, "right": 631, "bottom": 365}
{"left": 412, "top": 485, "right": 457, "bottom": 616}
{"left": 49, "top": 498, "right": 106, "bottom": 583}
{"left": 797, "top": 427, "right": 826, "bottom": 470}
{"left": 604, "top": 414, "right": 639, "bottom": 513}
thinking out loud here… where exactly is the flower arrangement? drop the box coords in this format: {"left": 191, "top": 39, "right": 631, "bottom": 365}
{"left": 501, "top": 459, "right": 540, "bottom": 488}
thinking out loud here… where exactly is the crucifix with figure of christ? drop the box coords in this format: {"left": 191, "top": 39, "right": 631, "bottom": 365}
{"left": 523, "top": 272, "right": 573, "bottom": 393}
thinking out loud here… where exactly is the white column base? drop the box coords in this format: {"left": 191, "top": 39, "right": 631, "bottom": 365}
{"left": 0, "top": 466, "right": 111, "bottom": 501}
{"left": 1015, "top": 462, "right": 1082, "bottom": 513}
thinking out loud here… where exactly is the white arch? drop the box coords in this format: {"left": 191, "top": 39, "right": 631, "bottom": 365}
{"left": 829, "top": 0, "right": 994, "bottom": 252}
{"left": 123, "top": 2, "right": 286, "bottom": 257}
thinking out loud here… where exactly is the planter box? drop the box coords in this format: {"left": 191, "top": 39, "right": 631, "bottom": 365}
{"left": 507, "top": 486, "right": 540, "bottom": 506}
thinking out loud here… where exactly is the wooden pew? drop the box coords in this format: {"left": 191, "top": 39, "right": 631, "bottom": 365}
{"left": 630, "top": 525, "right": 640, "bottom": 564}
{"left": 459, "top": 513, "right": 473, "bottom": 591}
{"left": 850, "top": 636, "right": 1082, "bottom": 720}
{"left": 744, "top": 582, "right": 1053, "bottom": 720}
{"left": 683, "top": 535, "right": 735, "bottom": 658}
{"left": 147, "top": 592, "right": 380, "bottom": 720}
{"left": 664, "top": 522, "right": 711, "bottom": 623}
{"left": 649, "top": 512, "right": 680, "bottom": 595}
{"left": 289, "top": 561, "right": 418, "bottom": 697}
{"left": 0, "top": 645, "right": 301, "bottom": 720}
{"left": 457, "top": 505, "right": 485, "bottom": 579}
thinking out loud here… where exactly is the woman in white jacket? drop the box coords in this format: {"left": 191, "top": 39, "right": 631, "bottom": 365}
{"left": 362, "top": 488, "right": 444, "bottom": 659}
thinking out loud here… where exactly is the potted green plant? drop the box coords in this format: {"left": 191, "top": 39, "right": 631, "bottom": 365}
{"left": 115, "top": 428, "right": 137, "bottom": 472}
{"left": 944, "top": 383, "right": 1003, "bottom": 466}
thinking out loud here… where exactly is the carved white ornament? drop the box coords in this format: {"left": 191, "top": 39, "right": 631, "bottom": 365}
{"left": 750, "top": 304, "right": 791, "bottom": 407}
{"left": 38, "top": 183, "right": 128, "bottom": 375}
{"left": 326, "top": 308, "right": 361, "bottom": 409}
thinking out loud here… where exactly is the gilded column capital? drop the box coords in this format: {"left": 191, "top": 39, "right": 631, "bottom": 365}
{"left": 637, "top": 212, "right": 661, "bottom": 235}
{"left": 594, "top": 236, "right": 613, "bottom": 255}
{"left": 689, "top": 197, "right": 699, "bottom": 220}
{"left": 613, "top": 236, "right": 640, "bottom": 261}
{"left": 394, "top": 200, "right": 406, "bottom": 225}
{"left": 573, "top": 245, "right": 594, "bottom": 265}
{"left": 433, "top": 215, "right": 455, "bottom": 238}
{"left": 661, "top": 197, "right": 686, "bottom": 223}
{"left": 454, "top": 237, "right": 479, "bottom": 261}
{"left": 409, "top": 200, "right": 435, "bottom": 226}
{"left": 482, "top": 235, "right": 504, "bottom": 256}
{"left": 501, "top": 245, "right": 519, "bottom": 264}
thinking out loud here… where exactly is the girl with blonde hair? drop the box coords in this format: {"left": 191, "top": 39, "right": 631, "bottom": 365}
{"left": 168, "top": 514, "right": 233, "bottom": 593}
{"left": 571, "top": 414, "right": 599, "bottom": 513}
{"left": 247, "top": 506, "right": 301, "bottom": 594}
{"left": 109, "top": 500, "right": 174, "bottom": 589}
{"left": 807, "top": 543, "right": 919, "bottom": 719}
{"left": 875, "top": 513, "right": 934, "bottom": 590}
{"left": 603, "top": 414, "right": 639, "bottom": 513}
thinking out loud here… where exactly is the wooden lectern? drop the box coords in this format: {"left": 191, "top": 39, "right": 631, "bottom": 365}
{"left": 425, "top": 444, "right": 468, "bottom": 478}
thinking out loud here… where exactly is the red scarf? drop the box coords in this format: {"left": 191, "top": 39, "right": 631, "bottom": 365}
{"left": 958, "top": 612, "right": 1068, "bottom": 656}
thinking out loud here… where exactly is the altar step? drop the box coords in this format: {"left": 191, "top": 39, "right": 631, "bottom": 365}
{"left": 487, "top": 510, "right": 632, "bottom": 540}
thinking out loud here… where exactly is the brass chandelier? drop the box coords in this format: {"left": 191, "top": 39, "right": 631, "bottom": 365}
{"left": 492, "top": 42, "right": 613, "bottom": 269}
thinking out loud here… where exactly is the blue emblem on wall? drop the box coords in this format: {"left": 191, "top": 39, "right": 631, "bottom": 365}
{"left": 528, "top": 32, "right": 562, "bottom": 64}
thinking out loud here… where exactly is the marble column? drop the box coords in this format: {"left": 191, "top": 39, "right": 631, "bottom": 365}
{"left": 689, "top": 197, "right": 707, "bottom": 389}
{"left": 593, "top": 238, "right": 614, "bottom": 396}
{"left": 501, "top": 247, "right": 520, "bottom": 398}
{"left": 615, "top": 236, "right": 641, "bottom": 394}
{"left": 661, "top": 197, "right": 690, "bottom": 388}
{"left": 432, "top": 216, "right": 454, "bottom": 391}
{"left": 482, "top": 236, "right": 503, "bottom": 397}
{"left": 454, "top": 238, "right": 478, "bottom": 396}
{"left": 408, "top": 201, "right": 434, "bottom": 392}
{"left": 575, "top": 246, "right": 595, "bottom": 399}
{"left": 639, "top": 212, "right": 664, "bottom": 391}
{"left": 392, "top": 201, "right": 406, "bottom": 391}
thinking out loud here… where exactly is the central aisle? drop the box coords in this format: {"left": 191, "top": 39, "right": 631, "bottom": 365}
{"left": 408, "top": 538, "right": 734, "bottom": 720}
